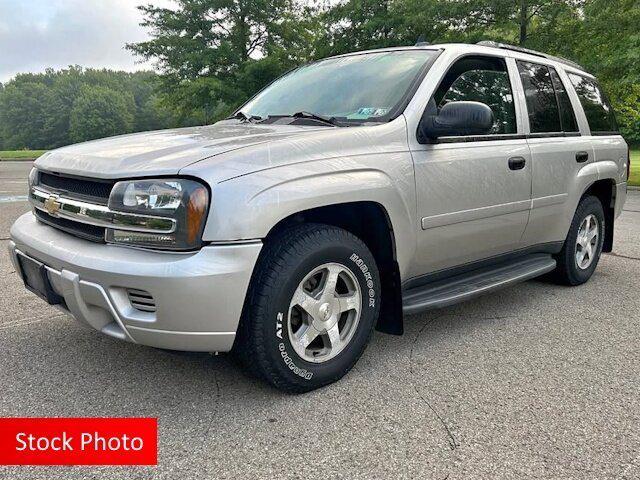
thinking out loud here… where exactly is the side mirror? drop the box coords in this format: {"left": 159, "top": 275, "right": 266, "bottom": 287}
{"left": 419, "top": 100, "right": 494, "bottom": 141}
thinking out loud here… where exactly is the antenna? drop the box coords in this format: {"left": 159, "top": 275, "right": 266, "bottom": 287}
{"left": 415, "top": 35, "right": 430, "bottom": 47}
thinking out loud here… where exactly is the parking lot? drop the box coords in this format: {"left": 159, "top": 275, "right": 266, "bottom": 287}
{"left": 1, "top": 161, "right": 638, "bottom": 479}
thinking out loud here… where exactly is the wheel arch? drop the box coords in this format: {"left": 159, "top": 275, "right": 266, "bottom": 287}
{"left": 263, "top": 201, "right": 404, "bottom": 335}
{"left": 581, "top": 178, "right": 616, "bottom": 252}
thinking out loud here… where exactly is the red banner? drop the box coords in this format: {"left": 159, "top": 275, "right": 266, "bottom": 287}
{"left": 0, "top": 418, "right": 157, "bottom": 465}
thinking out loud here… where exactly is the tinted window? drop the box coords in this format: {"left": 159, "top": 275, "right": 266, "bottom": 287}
{"left": 549, "top": 68, "right": 578, "bottom": 132}
{"left": 517, "top": 61, "right": 561, "bottom": 133}
{"left": 435, "top": 56, "right": 516, "bottom": 135}
{"left": 568, "top": 73, "right": 618, "bottom": 133}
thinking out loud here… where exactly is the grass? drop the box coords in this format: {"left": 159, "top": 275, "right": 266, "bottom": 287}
{"left": 629, "top": 149, "right": 640, "bottom": 187}
{"left": 0, "top": 150, "right": 47, "bottom": 160}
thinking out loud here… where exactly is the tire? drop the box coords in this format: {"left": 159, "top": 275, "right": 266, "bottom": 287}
{"left": 234, "top": 223, "right": 381, "bottom": 393}
{"left": 553, "top": 195, "right": 605, "bottom": 286}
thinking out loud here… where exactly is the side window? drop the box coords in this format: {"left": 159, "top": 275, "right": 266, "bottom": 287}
{"left": 434, "top": 56, "right": 517, "bottom": 135}
{"left": 549, "top": 68, "right": 578, "bottom": 132}
{"left": 517, "top": 61, "right": 561, "bottom": 133}
{"left": 568, "top": 73, "right": 618, "bottom": 133}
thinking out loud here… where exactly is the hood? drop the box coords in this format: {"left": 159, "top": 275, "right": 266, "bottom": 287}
{"left": 35, "top": 121, "right": 325, "bottom": 179}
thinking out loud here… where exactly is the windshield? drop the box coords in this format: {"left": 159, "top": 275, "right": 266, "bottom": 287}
{"left": 241, "top": 50, "right": 438, "bottom": 123}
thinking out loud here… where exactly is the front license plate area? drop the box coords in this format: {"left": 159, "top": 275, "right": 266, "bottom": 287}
{"left": 17, "top": 254, "right": 64, "bottom": 305}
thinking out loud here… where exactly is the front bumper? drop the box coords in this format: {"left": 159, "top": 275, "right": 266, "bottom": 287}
{"left": 9, "top": 212, "right": 262, "bottom": 352}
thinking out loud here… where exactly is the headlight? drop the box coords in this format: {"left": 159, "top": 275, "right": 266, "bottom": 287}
{"left": 28, "top": 167, "right": 38, "bottom": 188}
{"left": 106, "top": 178, "right": 209, "bottom": 250}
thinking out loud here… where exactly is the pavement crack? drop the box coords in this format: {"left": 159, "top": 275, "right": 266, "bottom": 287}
{"left": 214, "top": 370, "right": 221, "bottom": 401}
{"left": 199, "top": 362, "right": 222, "bottom": 453}
{"left": 605, "top": 252, "right": 640, "bottom": 262}
{"left": 409, "top": 313, "right": 459, "bottom": 451}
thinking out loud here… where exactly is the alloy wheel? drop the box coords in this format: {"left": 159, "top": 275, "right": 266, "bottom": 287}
{"left": 287, "top": 263, "right": 362, "bottom": 363}
{"left": 575, "top": 214, "right": 599, "bottom": 270}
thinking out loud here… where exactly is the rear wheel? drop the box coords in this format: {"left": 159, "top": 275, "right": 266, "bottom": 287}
{"left": 234, "top": 223, "right": 381, "bottom": 393}
{"left": 554, "top": 195, "right": 605, "bottom": 285}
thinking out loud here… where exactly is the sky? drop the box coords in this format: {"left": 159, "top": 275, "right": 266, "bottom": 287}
{"left": 0, "top": 0, "right": 174, "bottom": 83}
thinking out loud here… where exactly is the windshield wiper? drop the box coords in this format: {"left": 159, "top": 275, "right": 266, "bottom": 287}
{"left": 263, "top": 111, "right": 348, "bottom": 126}
{"left": 291, "top": 111, "right": 340, "bottom": 126}
{"left": 226, "top": 111, "right": 263, "bottom": 123}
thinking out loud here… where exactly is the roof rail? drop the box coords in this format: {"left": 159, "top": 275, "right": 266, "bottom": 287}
{"left": 476, "top": 40, "right": 585, "bottom": 71}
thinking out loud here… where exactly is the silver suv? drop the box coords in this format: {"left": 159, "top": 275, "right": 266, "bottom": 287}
{"left": 10, "top": 42, "right": 629, "bottom": 392}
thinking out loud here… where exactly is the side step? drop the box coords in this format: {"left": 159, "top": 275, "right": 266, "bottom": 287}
{"left": 402, "top": 254, "right": 556, "bottom": 315}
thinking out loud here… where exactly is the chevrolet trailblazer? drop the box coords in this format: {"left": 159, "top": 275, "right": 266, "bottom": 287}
{"left": 10, "top": 42, "right": 629, "bottom": 392}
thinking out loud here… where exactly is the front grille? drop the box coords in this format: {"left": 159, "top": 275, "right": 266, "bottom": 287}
{"left": 35, "top": 209, "right": 106, "bottom": 243}
{"left": 39, "top": 171, "right": 114, "bottom": 204}
{"left": 34, "top": 171, "right": 115, "bottom": 242}
{"left": 127, "top": 289, "right": 157, "bottom": 312}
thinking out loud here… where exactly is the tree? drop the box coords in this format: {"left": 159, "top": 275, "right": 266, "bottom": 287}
{"left": 69, "top": 86, "right": 135, "bottom": 143}
{"left": 1, "top": 1, "right": 638, "bottom": 148}
{"left": 316, "top": 0, "right": 398, "bottom": 56}
{"left": 0, "top": 82, "right": 56, "bottom": 149}
{"left": 543, "top": 0, "right": 640, "bottom": 143}
{"left": 314, "top": 0, "right": 579, "bottom": 56}
{"left": 127, "top": 0, "right": 308, "bottom": 123}
{"left": 0, "top": 68, "right": 178, "bottom": 150}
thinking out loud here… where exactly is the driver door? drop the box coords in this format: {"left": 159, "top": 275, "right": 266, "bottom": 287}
{"left": 409, "top": 55, "right": 532, "bottom": 276}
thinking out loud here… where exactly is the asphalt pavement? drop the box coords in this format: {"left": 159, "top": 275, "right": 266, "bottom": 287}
{"left": 1, "top": 161, "right": 638, "bottom": 479}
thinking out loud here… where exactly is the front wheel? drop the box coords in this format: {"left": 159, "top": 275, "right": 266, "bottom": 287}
{"left": 553, "top": 195, "right": 605, "bottom": 286}
{"left": 234, "top": 223, "right": 381, "bottom": 393}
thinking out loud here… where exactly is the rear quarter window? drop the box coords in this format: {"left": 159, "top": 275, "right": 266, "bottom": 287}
{"left": 568, "top": 74, "right": 619, "bottom": 134}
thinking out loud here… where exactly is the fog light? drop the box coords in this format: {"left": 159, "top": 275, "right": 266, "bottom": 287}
{"left": 106, "top": 230, "right": 176, "bottom": 248}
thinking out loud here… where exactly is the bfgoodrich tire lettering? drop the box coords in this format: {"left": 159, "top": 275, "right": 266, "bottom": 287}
{"left": 234, "top": 223, "right": 381, "bottom": 393}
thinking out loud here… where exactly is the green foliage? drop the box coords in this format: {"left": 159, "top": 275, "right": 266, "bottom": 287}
{"left": 0, "top": 68, "right": 178, "bottom": 150}
{"left": 552, "top": 0, "right": 640, "bottom": 144}
{"left": 69, "top": 86, "right": 135, "bottom": 143}
{"left": 126, "top": 0, "right": 310, "bottom": 123}
{"left": 611, "top": 85, "right": 640, "bottom": 145}
{"left": 1, "top": 0, "right": 639, "bottom": 148}
{"left": 125, "top": 0, "right": 638, "bottom": 143}
{"left": 0, "top": 82, "right": 56, "bottom": 149}
{"left": 315, "top": 0, "right": 404, "bottom": 56}
{"left": 629, "top": 149, "right": 640, "bottom": 187}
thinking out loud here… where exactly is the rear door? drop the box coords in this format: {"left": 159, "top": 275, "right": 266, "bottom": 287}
{"left": 517, "top": 61, "right": 595, "bottom": 247}
{"left": 409, "top": 54, "right": 532, "bottom": 275}
{"left": 566, "top": 72, "right": 628, "bottom": 185}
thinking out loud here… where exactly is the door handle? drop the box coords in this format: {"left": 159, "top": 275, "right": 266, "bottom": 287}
{"left": 576, "top": 151, "right": 589, "bottom": 163}
{"left": 508, "top": 156, "right": 526, "bottom": 170}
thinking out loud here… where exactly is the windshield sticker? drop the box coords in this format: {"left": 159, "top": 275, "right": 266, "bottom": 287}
{"left": 357, "top": 107, "right": 389, "bottom": 117}
{"left": 348, "top": 107, "right": 390, "bottom": 120}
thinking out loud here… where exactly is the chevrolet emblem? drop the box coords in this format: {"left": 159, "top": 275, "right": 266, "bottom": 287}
{"left": 44, "top": 195, "right": 61, "bottom": 216}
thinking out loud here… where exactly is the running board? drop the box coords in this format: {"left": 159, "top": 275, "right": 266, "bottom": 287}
{"left": 402, "top": 254, "right": 556, "bottom": 314}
